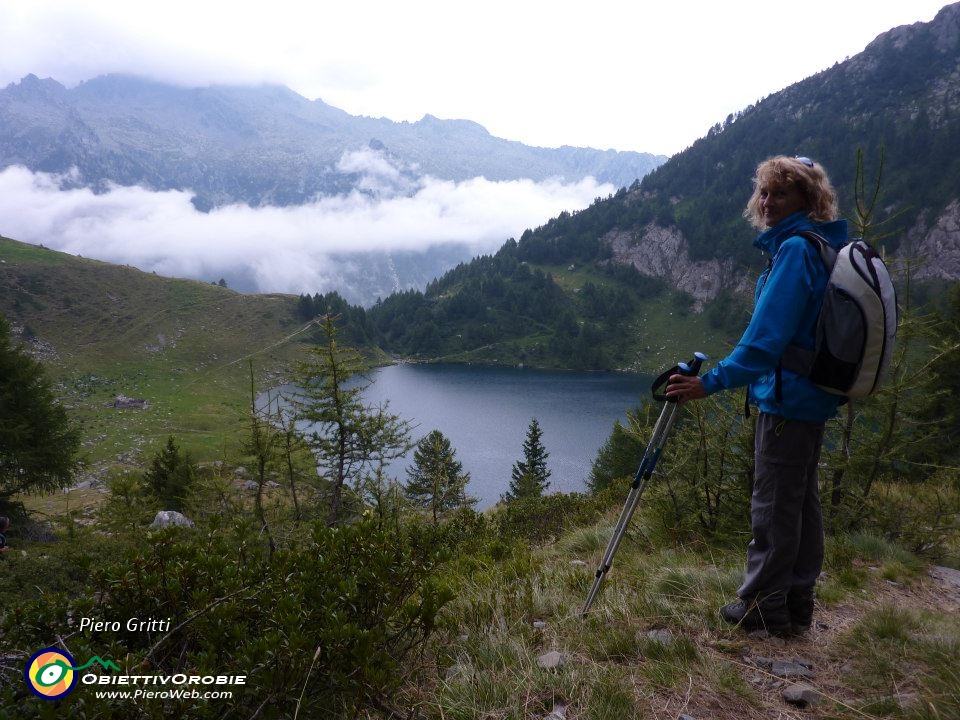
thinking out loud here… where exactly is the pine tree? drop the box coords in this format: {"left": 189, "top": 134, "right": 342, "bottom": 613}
{"left": 143, "top": 436, "right": 196, "bottom": 512}
{"left": 404, "top": 430, "right": 475, "bottom": 522}
{"left": 503, "top": 418, "right": 551, "bottom": 503}
{"left": 588, "top": 406, "right": 650, "bottom": 493}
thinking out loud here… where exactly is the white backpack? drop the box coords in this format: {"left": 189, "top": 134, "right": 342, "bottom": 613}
{"left": 780, "top": 232, "right": 898, "bottom": 399}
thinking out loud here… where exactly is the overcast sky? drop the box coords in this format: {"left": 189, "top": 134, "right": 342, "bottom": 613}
{"left": 0, "top": 1, "right": 952, "bottom": 296}
{"left": 1, "top": 0, "right": 949, "bottom": 156}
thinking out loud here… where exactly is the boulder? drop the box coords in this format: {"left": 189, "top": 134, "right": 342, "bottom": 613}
{"left": 149, "top": 510, "right": 195, "bottom": 529}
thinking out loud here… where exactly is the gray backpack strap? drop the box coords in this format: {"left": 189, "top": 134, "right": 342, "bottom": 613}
{"left": 795, "top": 230, "right": 838, "bottom": 270}
{"left": 777, "top": 231, "right": 837, "bottom": 397}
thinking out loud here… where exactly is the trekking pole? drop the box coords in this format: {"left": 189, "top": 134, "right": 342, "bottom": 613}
{"left": 580, "top": 352, "right": 708, "bottom": 616}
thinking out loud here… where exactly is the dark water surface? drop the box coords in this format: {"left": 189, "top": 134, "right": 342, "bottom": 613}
{"left": 359, "top": 363, "right": 650, "bottom": 509}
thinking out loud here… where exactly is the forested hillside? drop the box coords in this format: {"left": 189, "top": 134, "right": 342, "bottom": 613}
{"left": 358, "top": 4, "right": 960, "bottom": 370}
{"left": 297, "top": 232, "right": 729, "bottom": 373}
{"left": 639, "top": 3, "right": 960, "bottom": 267}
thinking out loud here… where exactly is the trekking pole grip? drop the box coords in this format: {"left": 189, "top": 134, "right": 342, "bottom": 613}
{"left": 651, "top": 351, "right": 708, "bottom": 402}
{"left": 679, "top": 351, "right": 708, "bottom": 377}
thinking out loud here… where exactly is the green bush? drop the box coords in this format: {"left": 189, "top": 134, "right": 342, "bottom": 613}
{"left": 641, "top": 397, "right": 754, "bottom": 546}
{"left": 861, "top": 471, "right": 960, "bottom": 560}
{"left": 1, "top": 515, "right": 458, "bottom": 719}
{"left": 588, "top": 395, "right": 753, "bottom": 548}
{"left": 493, "top": 492, "right": 601, "bottom": 545}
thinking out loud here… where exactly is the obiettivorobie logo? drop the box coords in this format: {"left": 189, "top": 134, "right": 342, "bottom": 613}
{"left": 24, "top": 648, "right": 120, "bottom": 700}
{"left": 24, "top": 646, "right": 247, "bottom": 702}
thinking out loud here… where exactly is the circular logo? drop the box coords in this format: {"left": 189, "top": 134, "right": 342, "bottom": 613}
{"left": 24, "top": 647, "right": 79, "bottom": 700}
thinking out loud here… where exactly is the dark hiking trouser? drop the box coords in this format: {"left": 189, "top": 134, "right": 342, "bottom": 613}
{"left": 738, "top": 412, "right": 826, "bottom": 609}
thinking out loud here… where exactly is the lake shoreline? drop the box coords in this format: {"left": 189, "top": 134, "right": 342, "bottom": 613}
{"left": 271, "top": 363, "right": 651, "bottom": 510}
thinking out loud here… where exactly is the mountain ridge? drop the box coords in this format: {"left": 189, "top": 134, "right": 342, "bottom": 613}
{"left": 552, "top": 1, "right": 960, "bottom": 300}
{"left": 0, "top": 72, "right": 667, "bottom": 305}
{"left": 0, "top": 72, "right": 666, "bottom": 211}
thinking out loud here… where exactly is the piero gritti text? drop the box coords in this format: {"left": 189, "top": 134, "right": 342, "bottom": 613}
{"left": 77, "top": 617, "right": 172, "bottom": 633}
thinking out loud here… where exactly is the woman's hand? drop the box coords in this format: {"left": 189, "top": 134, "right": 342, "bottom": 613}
{"left": 665, "top": 374, "right": 706, "bottom": 403}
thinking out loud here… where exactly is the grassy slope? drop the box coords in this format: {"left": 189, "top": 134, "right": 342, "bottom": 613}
{"left": 0, "top": 233, "right": 734, "bottom": 525}
{"left": 0, "top": 236, "right": 309, "bottom": 482}
{"left": 414, "top": 525, "right": 960, "bottom": 720}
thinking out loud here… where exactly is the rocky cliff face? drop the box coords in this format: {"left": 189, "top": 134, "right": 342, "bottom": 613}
{"left": 610, "top": 205, "right": 960, "bottom": 307}
{"left": 906, "top": 200, "right": 960, "bottom": 280}
{"left": 606, "top": 223, "right": 754, "bottom": 308}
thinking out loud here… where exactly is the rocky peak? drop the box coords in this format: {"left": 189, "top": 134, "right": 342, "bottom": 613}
{"left": 4, "top": 74, "right": 67, "bottom": 102}
{"left": 932, "top": 2, "right": 960, "bottom": 53}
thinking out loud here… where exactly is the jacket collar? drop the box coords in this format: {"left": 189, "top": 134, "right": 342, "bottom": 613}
{"left": 753, "top": 211, "right": 849, "bottom": 254}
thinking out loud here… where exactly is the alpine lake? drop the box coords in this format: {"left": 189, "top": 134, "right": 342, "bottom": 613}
{"left": 285, "top": 363, "right": 652, "bottom": 509}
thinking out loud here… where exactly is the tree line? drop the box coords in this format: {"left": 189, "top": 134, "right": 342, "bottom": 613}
{"left": 295, "top": 241, "right": 673, "bottom": 371}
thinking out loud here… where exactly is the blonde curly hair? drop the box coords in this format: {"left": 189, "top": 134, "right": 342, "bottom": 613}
{"left": 743, "top": 156, "right": 838, "bottom": 230}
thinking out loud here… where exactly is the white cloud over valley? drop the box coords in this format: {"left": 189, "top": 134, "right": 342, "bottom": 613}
{"left": 0, "top": 154, "right": 614, "bottom": 299}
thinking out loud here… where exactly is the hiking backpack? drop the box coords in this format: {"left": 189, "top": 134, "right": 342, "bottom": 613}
{"left": 779, "top": 231, "right": 898, "bottom": 399}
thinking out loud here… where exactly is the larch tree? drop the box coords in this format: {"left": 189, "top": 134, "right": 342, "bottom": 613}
{"left": 293, "top": 315, "right": 410, "bottom": 525}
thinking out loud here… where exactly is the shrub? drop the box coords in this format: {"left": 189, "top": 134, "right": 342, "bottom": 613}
{"left": 100, "top": 468, "right": 156, "bottom": 532}
{"left": 1, "top": 516, "right": 457, "bottom": 719}
{"left": 494, "top": 492, "right": 601, "bottom": 545}
{"left": 861, "top": 470, "right": 960, "bottom": 559}
{"left": 641, "top": 396, "right": 753, "bottom": 546}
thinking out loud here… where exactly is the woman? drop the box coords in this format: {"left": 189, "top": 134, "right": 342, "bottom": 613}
{"left": 665, "top": 155, "right": 848, "bottom": 636}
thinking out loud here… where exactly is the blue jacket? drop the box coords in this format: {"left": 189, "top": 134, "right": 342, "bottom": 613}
{"left": 700, "top": 211, "right": 848, "bottom": 422}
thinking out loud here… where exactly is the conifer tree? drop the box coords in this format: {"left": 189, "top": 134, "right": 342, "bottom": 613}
{"left": 143, "top": 436, "right": 196, "bottom": 512}
{"left": 404, "top": 430, "right": 475, "bottom": 522}
{"left": 294, "top": 315, "right": 411, "bottom": 525}
{"left": 503, "top": 418, "right": 551, "bottom": 503}
{"left": 921, "top": 282, "right": 960, "bottom": 462}
{"left": 588, "top": 406, "right": 650, "bottom": 493}
{"left": 244, "top": 361, "right": 279, "bottom": 553}
{"left": 0, "top": 315, "right": 81, "bottom": 509}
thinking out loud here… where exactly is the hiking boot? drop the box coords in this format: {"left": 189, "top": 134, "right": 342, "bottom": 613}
{"left": 787, "top": 589, "right": 815, "bottom": 635}
{"left": 719, "top": 599, "right": 791, "bottom": 637}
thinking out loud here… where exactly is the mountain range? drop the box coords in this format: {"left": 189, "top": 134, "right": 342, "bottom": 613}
{"left": 3, "top": 4, "right": 960, "bottom": 374}
{"left": 0, "top": 74, "right": 666, "bottom": 304}
{"left": 509, "top": 1, "right": 960, "bottom": 303}
{"left": 0, "top": 73, "right": 665, "bottom": 210}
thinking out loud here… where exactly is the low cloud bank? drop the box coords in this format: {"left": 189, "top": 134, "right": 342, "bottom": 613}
{"left": 0, "top": 154, "right": 614, "bottom": 298}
